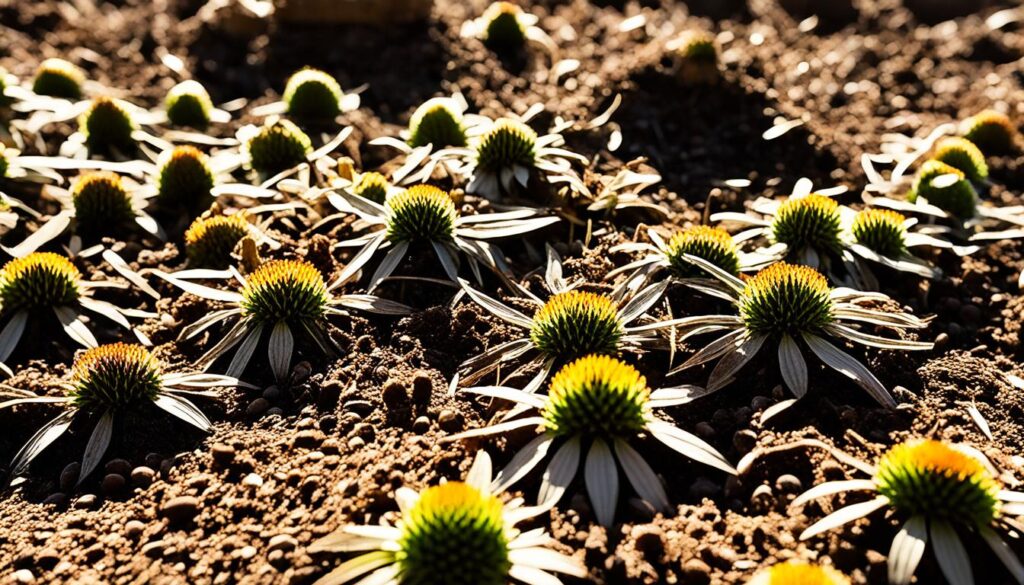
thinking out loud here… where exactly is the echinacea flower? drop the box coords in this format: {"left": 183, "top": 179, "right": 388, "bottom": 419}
{"left": 0, "top": 252, "right": 156, "bottom": 366}
{"left": 229, "top": 118, "right": 352, "bottom": 186}
{"left": 961, "top": 109, "right": 1018, "bottom": 155}
{"left": 665, "top": 258, "right": 932, "bottom": 408}
{"left": 0, "top": 342, "right": 252, "bottom": 483}
{"left": 31, "top": 58, "right": 85, "bottom": 99}
{"left": 667, "top": 30, "right": 720, "bottom": 85}
{"left": 436, "top": 110, "right": 589, "bottom": 202}
{"left": 461, "top": 2, "right": 557, "bottom": 55}
{"left": 6, "top": 171, "right": 163, "bottom": 256}
{"left": 607, "top": 224, "right": 773, "bottom": 296}
{"left": 153, "top": 258, "right": 411, "bottom": 381}
{"left": 250, "top": 68, "right": 360, "bottom": 121}
{"left": 793, "top": 439, "right": 1024, "bottom": 585}
{"left": 933, "top": 136, "right": 989, "bottom": 184}
{"left": 745, "top": 561, "right": 851, "bottom": 585}
{"left": 369, "top": 94, "right": 490, "bottom": 186}
{"left": 183, "top": 211, "right": 279, "bottom": 269}
{"left": 309, "top": 450, "right": 586, "bottom": 585}
{"left": 447, "top": 354, "right": 735, "bottom": 526}
{"left": 328, "top": 184, "right": 559, "bottom": 289}
{"left": 164, "top": 80, "right": 216, "bottom": 128}
{"left": 710, "top": 179, "right": 851, "bottom": 270}
{"left": 458, "top": 254, "right": 677, "bottom": 389}
{"left": 78, "top": 96, "right": 139, "bottom": 155}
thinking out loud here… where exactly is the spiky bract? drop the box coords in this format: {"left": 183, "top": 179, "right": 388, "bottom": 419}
{"left": 748, "top": 562, "right": 851, "bottom": 585}
{"left": 530, "top": 291, "right": 623, "bottom": 360}
{"left": 165, "top": 80, "right": 213, "bottom": 128}
{"left": 246, "top": 119, "right": 313, "bottom": 175}
{"left": 408, "top": 99, "right": 468, "bottom": 149}
{"left": 543, "top": 355, "right": 649, "bottom": 438}
{"left": 184, "top": 213, "right": 250, "bottom": 268}
{"left": 282, "top": 68, "right": 343, "bottom": 120}
{"left": 385, "top": 185, "right": 458, "bottom": 243}
{"left": 908, "top": 159, "right": 977, "bottom": 220}
{"left": 739, "top": 263, "right": 834, "bottom": 337}
{"left": 0, "top": 253, "right": 81, "bottom": 311}
{"left": 475, "top": 118, "right": 538, "bottom": 173}
{"left": 352, "top": 171, "right": 390, "bottom": 204}
{"left": 482, "top": 2, "right": 527, "bottom": 52}
{"left": 962, "top": 110, "right": 1018, "bottom": 155}
{"left": 770, "top": 194, "right": 843, "bottom": 254}
{"left": 68, "top": 343, "right": 163, "bottom": 412}
{"left": 79, "top": 97, "right": 137, "bottom": 154}
{"left": 157, "top": 146, "right": 216, "bottom": 210}
{"left": 874, "top": 440, "right": 1001, "bottom": 528}
{"left": 676, "top": 30, "right": 718, "bottom": 61}
{"left": 851, "top": 209, "right": 907, "bottom": 257}
{"left": 396, "top": 482, "right": 510, "bottom": 585}
{"left": 240, "top": 259, "right": 329, "bottom": 324}
{"left": 665, "top": 225, "right": 741, "bottom": 277}
{"left": 32, "top": 58, "right": 84, "bottom": 99}
{"left": 934, "top": 137, "right": 988, "bottom": 183}
{"left": 71, "top": 171, "right": 135, "bottom": 231}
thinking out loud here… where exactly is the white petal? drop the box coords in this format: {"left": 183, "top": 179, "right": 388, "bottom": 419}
{"left": 799, "top": 496, "right": 889, "bottom": 540}
{"left": 790, "top": 479, "right": 878, "bottom": 508}
{"left": 491, "top": 434, "right": 555, "bottom": 494}
{"left": 930, "top": 520, "right": 974, "bottom": 585}
{"left": 614, "top": 438, "right": 669, "bottom": 512}
{"left": 538, "top": 437, "right": 581, "bottom": 509}
{"left": 888, "top": 515, "right": 928, "bottom": 585}
{"left": 584, "top": 438, "right": 619, "bottom": 527}
{"left": 777, "top": 335, "right": 808, "bottom": 397}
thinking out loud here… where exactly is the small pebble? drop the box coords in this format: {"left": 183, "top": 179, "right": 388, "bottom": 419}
{"left": 266, "top": 407, "right": 284, "bottom": 417}
{"left": 344, "top": 400, "right": 374, "bottom": 416}
{"left": 262, "top": 385, "right": 281, "bottom": 401}
{"left": 239, "top": 546, "right": 258, "bottom": 560}
{"left": 105, "top": 459, "right": 132, "bottom": 477}
{"left": 125, "top": 520, "right": 146, "bottom": 537}
{"left": 160, "top": 496, "right": 200, "bottom": 524}
{"left": 268, "top": 534, "right": 298, "bottom": 553}
{"left": 246, "top": 398, "right": 270, "bottom": 417}
{"left": 381, "top": 380, "right": 408, "bottom": 408}
{"left": 438, "top": 409, "right": 462, "bottom": 432}
{"left": 12, "top": 569, "right": 34, "bottom": 583}
{"left": 348, "top": 436, "right": 366, "bottom": 449}
{"left": 74, "top": 494, "right": 98, "bottom": 510}
{"left": 732, "top": 429, "right": 757, "bottom": 453}
{"left": 131, "top": 466, "right": 156, "bottom": 487}
{"left": 411, "top": 372, "right": 433, "bottom": 403}
{"left": 775, "top": 474, "right": 802, "bottom": 493}
{"left": 694, "top": 422, "right": 715, "bottom": 439}
{"left": 59, "top": 463, "right": 80, "bottom": 491}
{"left": 141, "top": 540, "right": 165, "bottom": 558}
{"left": 42, "top": 493, "right": 67, "bottom": 507}
{"left": 101, "top": 473, "right": 126, "bottom": 495}
{"left": 750, "top": 484, "right": 774, "bottom": 511}
{"left": 211, "top": 444, "right": 236, "bottom": 466}
{"left": 412, "top": 416, "right": 431, "bottom": 434}
{"left": 242, "top": 473, "right": 264, "bottom": 488}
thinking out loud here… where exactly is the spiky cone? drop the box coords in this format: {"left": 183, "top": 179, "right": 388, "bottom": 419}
{"left": 851, "top": 209, "right": 907, "bottom": 258}
{"left": 32, "top": 58, "right": 85, "bottom": 99}
{"left": 961, "top": 109, "right": 1019, "bottom": 155}
{"left": 70, "top": 171, "right": 136, "bottom": 237}
{"left": 407, "top": 98, "right": 467, "bottom": 149}
{"left": 328, "top": 184, "right": 559, "bottom": 290}
{"left": 664, "top": 225, "right": 741, "bottom": 278}
{"left": 283, "top": 68, "right": 344, "bottom": 120}
{"left": 481, "top": 2, "right": 528, "bottom": 53}
{"left": 185, "top": 213, "right": 251, "bottom": 268}
{"left": 0, "top": 342, "right": 253, "bottom": 484}
{"left": 78, "top": 97, "right": 138, "bottom": 155}
{"left": 308, "top": 451, "right": 587, "bottom": 585}
{"left": 663, "top": 256, "right": 932, "bottom": 406}
{"left": 746, "top": 562, "right": 851, "bottom": 585}
{"left": 908, "top": 159, "right": 978, "bottom": 220}
{"left": 153, "top": 258, "right": 412, "bottom": 381}
{"left": 156, "top": 146, "right": 216, "bottom": 212}
{"left": 245, "top": 118, "right": 313, "bottom": 175}
{"left": 351, "top": 171, "right": 390, "bottom": 204}
{"left": 0, "top": 251, "right": 156, "bottom": 361}
{"left": 933, "top": 136, "right": 988, "bottom": 183}
{"left": 456, "top": 260, "right": 686, "bottom": 391}
{"left": 447, "top": 355, "right": 735, "bottom": 526}
{"left": 770, "top": 193, "right": 844, "bottom": 257}
{"left": 671, "top": 30, "right": 720, "bottom": 85}
{"left": 792, "top": 438, "right": 1024, "bottom": 585}
{"left": 165, "top": 80, "right": 214, "bottom": 128}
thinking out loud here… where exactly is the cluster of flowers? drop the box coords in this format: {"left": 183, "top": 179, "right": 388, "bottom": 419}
{"left": 0, "top": 3, "right": 1021, "bottom": 584}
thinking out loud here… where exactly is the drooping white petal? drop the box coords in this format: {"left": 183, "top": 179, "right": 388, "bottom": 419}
{"left": 509, "top": 547, "right": 588, "bottom": 578}
{"left": 799, "top": 496, "right": 889, "bottom": 540}
{"left": 54, "top": 306, "right": 98, "bottom": 348}
{"left": 11, "top": 410, "right": 77, "bottom": 475}
{"left": 888, "top": 515, "right": 928, "bottom": 585}
{"left": 930, "top": 519, "right": 974, "bottom": 585}
{"left": 614, "top": 438, "right": 669, "bottom": 512}
{"left": 507, "top": 564, "right": 566, "bottom": 585}
{"left": 312, "top": 551, "right": 396, "bottom": 585}
{"left": 802, "top": 332, "right": 896, "bottom": 408}
{"left": 777, "top": 335, "right": 808, "bottom": 397}
{"left": 445, "top": 416, "right": 547, "bottom": 442}
{"left": 979, "top": 526, "right": 1024, "bottom": 584}
{"left": 584, "top": 438, "right": 619, "bottom": 527}
{"left": 153, "top": 393, "right": 213, "bottom": 431}
{"left": 537, "top": 437, "right": 581, "bottom": 509}
{"left": 466, "top": 450, "right": 493, "bottom": 493}
{"left": 491, "top": 434, "right": 556, "bottom": 494}
{"left": 790, "top": 479, "right": 878, "bottom": 508}
{"left": 267, "top": 321, "right": 294, "bottom": 382}
{"left": 0, "top": 311, "right": 28, "bottom": 362}
{"left": 78, "top": 410, "right": 114, "bottom": 485}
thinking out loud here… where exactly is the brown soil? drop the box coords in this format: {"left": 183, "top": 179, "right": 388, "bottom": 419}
{"left": 2, "top": 0, "right": 1024, "bottom": 583}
